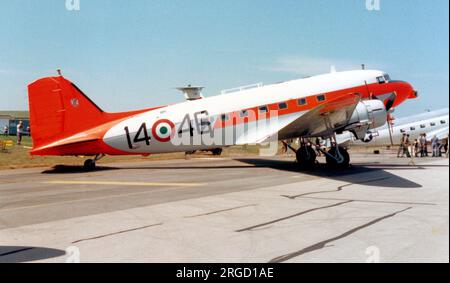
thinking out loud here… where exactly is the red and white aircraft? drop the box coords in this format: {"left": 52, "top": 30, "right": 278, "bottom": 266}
{"left": 28, "top": 70, "right": 417, "bottom": 170}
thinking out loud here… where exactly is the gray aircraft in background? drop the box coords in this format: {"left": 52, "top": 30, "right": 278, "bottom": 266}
{"left": 337, "top": 108, "right": 449, "bottom": 147}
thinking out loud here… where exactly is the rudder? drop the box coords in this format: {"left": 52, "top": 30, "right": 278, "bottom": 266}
{"left": 28, "top": 76, "right": 105, "bottom": 148}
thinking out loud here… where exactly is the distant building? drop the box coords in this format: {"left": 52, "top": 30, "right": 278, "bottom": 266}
{"left": 0, "top": 112, "right": 30, "bottom": 136}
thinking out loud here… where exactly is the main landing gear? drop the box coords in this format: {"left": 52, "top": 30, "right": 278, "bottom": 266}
{"left": 286, "top": 136, "right": 351, "bottom": 170}
{"left": 324, "top": 146, "right": 350, "bottom": 169}
{"left": 83, "top": 154, "right": 105, "bottom": 171}
{"left": 296, "top": 145, "right": 317, "bottom": 170}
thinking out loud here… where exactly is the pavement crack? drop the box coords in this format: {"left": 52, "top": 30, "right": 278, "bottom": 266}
{"left": 71, "top": 222, "right": 163, "bottom": 244}
{"left": 185, "top": 204, "right": 258, "bottom": 218}
{"left": 236, "top": 200, "right": 353, "bottom": 232}
{"left": 298, "top": 196, "right": 436, "bottom": 206}
{"left": 281, "top": 177, "right": 391, "bottom": 200}
{"left": 268, "top": 207, "right": 413, "bottom": 263}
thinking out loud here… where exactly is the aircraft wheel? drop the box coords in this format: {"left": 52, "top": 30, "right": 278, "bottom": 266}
{"left": 84, "top": 159, "right": 96, "bottom": 171}
{"left": 326, "top": 147, "right": 350, "bottom": 169}
{"left": 296, "top": 146, "right": 317, "bottom": 170}
{"left": 212, "top": 148, "right": 223, "bottom": 156}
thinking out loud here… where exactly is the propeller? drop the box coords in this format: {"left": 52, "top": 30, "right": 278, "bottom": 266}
{"left": 370, "top": 92, "right": 396, "bottom": 146}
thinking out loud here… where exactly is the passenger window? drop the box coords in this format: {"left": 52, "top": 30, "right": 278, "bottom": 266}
{"left": 240, "top": 110, "right": 248, "bottom": 118}
{"left": 410, "top": 127, "right": 416, "bottom": 131}
{"left": 221, "top": 114, "right": 229, "bottom": 122}
{"left": 259, "top": 106, "right": 268, "bottom": 113}
{"left": 297, "top": 98, "right": 307, "bottom": 106}
{"left": 400, "top": 129, "right": 406, "bottom": 133}
{"left": 278, "top": 102, "right": 288, "bottom": 110}
{"left": 430, "top": 122, "right": 436, "bottom": 127}
{"left": 317, "top": 95, "right": 326, "bottom": 102}
{"left": 441, "top": 120, "right": 446, "bottom": 124}
{"left": 420, "top": 124, "right": 426, "bottom": 128}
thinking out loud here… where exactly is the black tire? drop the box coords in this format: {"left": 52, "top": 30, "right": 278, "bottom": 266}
{"left": 326, "top": 147, "right": 350, "bottom": 169}
{"left": 212, "top": 148, "right": 223, "bottom": 156}
{"left": 296, "top": 146, "right": 317, "bottom": 170}
{"left": 83, "top": 159, "right": 96, "bottom": 171}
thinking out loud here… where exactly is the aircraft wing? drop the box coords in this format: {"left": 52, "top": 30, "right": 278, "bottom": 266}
{"left": 278, "top": 93, "right": 361, "bottom": 140}
{"left": 236, "top": 93, "right": 361, "bottom": 145}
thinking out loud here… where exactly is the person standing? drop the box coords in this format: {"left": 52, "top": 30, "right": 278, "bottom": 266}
{"left": 424, "top": 133, "right": 430, "bottom": 156}
{"left": 16, "top": 121, "right": 24, "bottom": 145}
{"left": 3, "top": 125, "right": 8, "bottom": 136}
{"left": 419, "top": 133, "right": 426, "bottom": 157}
{"left": 405, "top": 134, "right": 411, "bottom": 158}
{"left": 315, "top": 137, "right": 322, "bottom": 157}
{"left": 398, "top": 134, "right": 406, "bottom": 158}
{"left": 446, "top": 134, "right": 449, "bottom": 158}
{"left": 431, "top": 135, "right": 440, "bottom": 157}
{"left": 413, "top": 139, "right": 420, "bottom": 157}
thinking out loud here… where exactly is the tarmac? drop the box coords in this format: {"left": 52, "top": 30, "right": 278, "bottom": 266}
{"left": 0, "top": 153, "right": 448, "bottom": 263}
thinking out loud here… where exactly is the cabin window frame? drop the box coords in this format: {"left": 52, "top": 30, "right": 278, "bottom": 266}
{"left": 316, "top": 94, "right": 326, "bottom": 102}
{"left": 259, "top": 106, "right": 269, "bottom": 113}
{"left": 297, "top": 98, "right": 307, "bottom": 106}
{"left": 278, "top": 102, "right": 288, "bottom": 110}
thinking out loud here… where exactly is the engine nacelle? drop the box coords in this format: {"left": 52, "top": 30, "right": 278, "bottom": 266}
{"left": 346, "top": 100, "right": 387, "bottom": 140}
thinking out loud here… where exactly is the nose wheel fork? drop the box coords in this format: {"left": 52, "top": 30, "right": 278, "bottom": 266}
{"left": 84, "top": 154, "right": 105, "bottom": 171}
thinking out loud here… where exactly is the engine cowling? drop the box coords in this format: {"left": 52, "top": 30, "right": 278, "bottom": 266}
{"left": 346, "top": 100, "right": 387, "bottom": 140}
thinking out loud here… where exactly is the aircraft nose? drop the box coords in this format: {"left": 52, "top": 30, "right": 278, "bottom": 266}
{"left": 393, "top": 80, "right": 417, "bottom": 107}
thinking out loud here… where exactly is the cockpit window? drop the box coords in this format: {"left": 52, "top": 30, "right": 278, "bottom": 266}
{"left": 384, "top": 74, "right": 391, "bottom": 82}
{"left": 377, "top": 76, "right": 386, "bottom": 84}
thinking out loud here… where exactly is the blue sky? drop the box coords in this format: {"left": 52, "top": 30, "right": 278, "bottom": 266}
{"left": 0, "top": 0, "right": 448, "bottom": 117}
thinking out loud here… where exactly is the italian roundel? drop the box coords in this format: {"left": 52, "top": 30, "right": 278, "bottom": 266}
{"left": 152, "top": 119, "right": 175, "bottom": 142}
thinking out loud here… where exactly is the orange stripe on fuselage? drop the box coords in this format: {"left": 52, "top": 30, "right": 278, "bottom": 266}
{"left": 213, "top": 81, "right": 413, "bottom": 129}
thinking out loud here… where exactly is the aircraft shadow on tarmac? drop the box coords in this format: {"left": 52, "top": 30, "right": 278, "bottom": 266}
{"left": 0, "top": 246, "right": 66, "bottom": 263}
{"left": 39, "top": 158, "right": 433, "bottom": 189}
{"left": 235, "top": 158, "right": 425, "bottom": 189}
{"left": 42, "top": 165, "right": 117, "bottom": 174}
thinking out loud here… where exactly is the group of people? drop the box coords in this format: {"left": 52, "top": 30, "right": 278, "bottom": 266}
{"left": 398, "top": 133, "right": 449, "bottom": 158}
{"left": 2, "top": 121, "right": 30, "bottom": 145}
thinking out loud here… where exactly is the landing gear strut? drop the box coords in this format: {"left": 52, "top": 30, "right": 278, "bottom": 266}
{"left": 320, "top": 134, "right": 350, "bottom": 169}
{"left": 296, "top": 145, "right": 317, "bottom": 170}
{"left": 83, "top": 154, "right": 105, "bottom": 171}
{"left": 285, "top": 139, "right": 317, "bottom": 170}
{"left": 325, "top": 146, "right": 350, "bottom": 169}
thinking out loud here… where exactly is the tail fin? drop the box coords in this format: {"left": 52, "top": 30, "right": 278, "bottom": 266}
{"left": 28, "top": 76, "right": 105, "bottom": 148}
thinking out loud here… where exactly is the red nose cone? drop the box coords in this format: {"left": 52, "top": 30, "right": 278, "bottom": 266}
{"left": 392, "top": 81, "right": 416, "bottom": 108}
